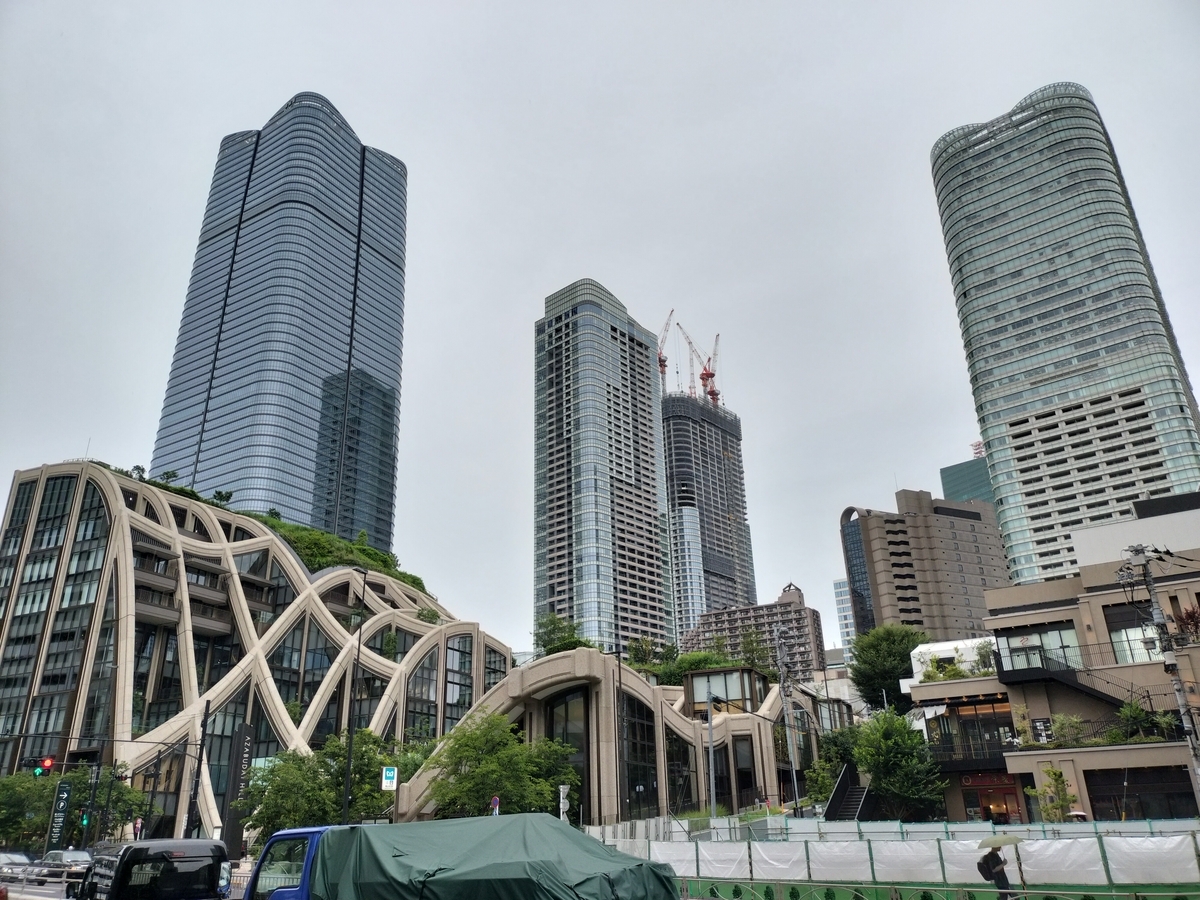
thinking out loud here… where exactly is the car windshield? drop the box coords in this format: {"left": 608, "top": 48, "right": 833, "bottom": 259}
{"left": 62, "top": 852, "right": 92, "bottom": 863}
{"left": 119, "top": 857, "right": 222, "bottom": 899}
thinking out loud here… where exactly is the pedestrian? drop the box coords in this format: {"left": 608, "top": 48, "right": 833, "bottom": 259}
{"left": 981, "top": 848, "right": 1011, "bottom": 900}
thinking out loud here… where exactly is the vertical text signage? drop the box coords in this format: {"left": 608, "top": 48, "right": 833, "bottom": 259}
{"left": 47, "top": 781, "right": 74, "bottom": 851}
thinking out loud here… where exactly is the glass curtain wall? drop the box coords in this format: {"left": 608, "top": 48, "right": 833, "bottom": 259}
{"left": 545, "top": 687, "right": 589, "bottom": 825}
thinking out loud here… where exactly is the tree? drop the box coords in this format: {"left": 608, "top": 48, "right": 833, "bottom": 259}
{"left": 651, "top": 650, "right": 737, "bottom": 686}
{"left": 818, "top": 725, "right": 860, "bottom": 769}
{"left": 131, "top": 465, "right": 146, "bottom": 481}
{"left": 853, "top": 708, "right": 947, "bottom": 821}
{"left": 211, "top": 490, "right": 234, "bottom": 507}
{"left": 1023, "top": 764, "right": 1077, "bottom": 822}
{"left": 156, "top": 470, "right": 179, "bottom": 485}
{"left": 267, "top": 507, "right": 282, "bottom": 520}
{"left": 416, "top": 607, "right": 440, "bottom": 625}
{"left": 849, "top": 624, "right": 926, "bottom": 713}
{"left": 381, "top": 631, "right": 399, "bottom": 661}
{"left": 705, "top": 634, "right": 729, "bottom": 657}
{"left": 237, "top": 729, "right": 432, "bottom": 845}
{"left": 0, "top": 764, "right": 144, "bottom": 850}
{"left": 738, "top": 627, "right": 772, "bottom": 673}
{"left": 533, "top": 612, "right": 595, "bottom": 656}
{"left": 427, "top": 713, "right": 578, "bottom": 819}
{"left": 803, "top": 757, "right": 837, "bottom": 804}
{"left": 659, "top": 643, "right": 679, "bottom": 665}
{"left": 627, "top": 636, "right": 657, "bottom": 666}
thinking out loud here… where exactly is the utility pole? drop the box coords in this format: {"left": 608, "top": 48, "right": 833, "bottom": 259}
{"left": 1125, "top": 544, "right": 1200, "bottom": 812}
{"left": 774, "top": 628, "right": 802, "bottom": 817}
{"left": 342, "top": 622, "right": 363, "bottom": 826}
{"left": 184, "top": 699, "right": 211, "bottom": 837}
{"left": 706, "top": 686, "right": 718, "bottom": 820}
{"left": 81, "top": 763, "right": 100, "bottom": 849}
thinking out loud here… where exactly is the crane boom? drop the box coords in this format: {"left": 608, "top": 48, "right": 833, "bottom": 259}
{"left": 676, "top": 322, "right": 707, "bottom": 398}
{"left": 656, "top": 310, "right": 674, "bottom": 394}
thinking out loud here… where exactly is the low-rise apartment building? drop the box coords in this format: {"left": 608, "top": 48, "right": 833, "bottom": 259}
{"left": 909, "top": 494, "right": 1200, "bottom": 823}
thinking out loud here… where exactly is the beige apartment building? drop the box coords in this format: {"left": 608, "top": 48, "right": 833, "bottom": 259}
{"left": 679, "top": 584, "right": 825, "bottom": 682}
{"left": 840, "top": 489, "right": 1009, "bottom": 641}
{"left": 908, "top": 493, "right": 1200, "bottom": 823}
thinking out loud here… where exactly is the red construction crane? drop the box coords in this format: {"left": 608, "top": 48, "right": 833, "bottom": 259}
{"left": 677, "top": 323, "right": 721, "bottom": 406}
{"left": 656, "top": 310, "right": 674, "bottom": 394}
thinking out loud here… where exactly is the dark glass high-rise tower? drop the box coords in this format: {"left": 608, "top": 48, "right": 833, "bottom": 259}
{"left": 152, "top": 93, "right": 407, "bottom": 549}
{"left": 933, "top": 83, "right": 1200, "bottom": 583}
{"left": 662, "top": 393, "right": 756, "bottom": 636}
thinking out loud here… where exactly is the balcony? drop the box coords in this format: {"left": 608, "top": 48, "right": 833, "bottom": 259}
{"left": 927, "top": 736, "right": 1010, "bottom": 771}
{"left": 135, "top": 585, "right": 179, "bottom": 625}
{"left": 189, "top": 601, "right": 232, "bottom": 636}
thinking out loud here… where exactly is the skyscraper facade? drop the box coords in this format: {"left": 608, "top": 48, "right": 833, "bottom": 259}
{"left": 840, "top": 490, "right": 1007, "bottom": 641}
{"left": 833, "top": 578, "right": 856, "bottom": 650}
{"left": 932, "top": 82, "right": 1200, "bottom": 583}
{"left": 152, "top": 92, "right": 407, "bottom": 550}
{"left": 940, "top": 457, "right": 996, "bottom": 506}
{"left": 663, "top": 393, "right": 756, "bottom": 636}
{"left": 534, "top": 280, "right": 673, "bottom": 652}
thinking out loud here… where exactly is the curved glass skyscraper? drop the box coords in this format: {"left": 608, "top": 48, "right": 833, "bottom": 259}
{"left": 933, "top": 83, "right": 1200, "bottom": 583}
{"left": 152, "top": 93, "right": 407, "bottom": 550}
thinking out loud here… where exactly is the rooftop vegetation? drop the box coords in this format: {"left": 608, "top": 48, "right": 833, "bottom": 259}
{"left": 95, "top": 462, "right": 428, "bottom": 594}
{"left": 245, "top": 513, "right": 426, "bottom": 593}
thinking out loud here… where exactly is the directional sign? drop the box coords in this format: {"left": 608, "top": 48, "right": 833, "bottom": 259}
{"left": 46, "top": 781, "right": 74, "bottom": 852}
{"left": 380, "top": 766, "right": 398, "bottom": 791}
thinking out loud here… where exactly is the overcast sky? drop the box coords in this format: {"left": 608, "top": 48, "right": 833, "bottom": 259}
{"left": 2, "top": 3, "right": 1199, "bottom": 654}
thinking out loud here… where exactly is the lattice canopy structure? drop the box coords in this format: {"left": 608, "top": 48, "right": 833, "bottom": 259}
{"left": 0, "top": 461, "right": 510, "bottom": 839}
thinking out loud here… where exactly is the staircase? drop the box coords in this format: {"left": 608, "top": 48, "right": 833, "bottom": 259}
{"left": 994, "top": 647, "right": 1178, "bottom": 712}
{"left": 822, "top": 763, "right": 875, "bottom": 821}
{"left": 826, "top": 785, "right": 868, "bottom": 821}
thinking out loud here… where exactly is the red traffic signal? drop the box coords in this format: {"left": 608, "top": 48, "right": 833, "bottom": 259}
{"left": 32, "top": 756, "right": 55, "bottom": 776}
{"left": 41, "top": 756, "right": 54, "bottom": 770}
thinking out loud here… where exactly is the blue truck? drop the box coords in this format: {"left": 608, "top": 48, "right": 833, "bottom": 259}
{"left": 241, "top": 814, "right": 676, "bottom": 900}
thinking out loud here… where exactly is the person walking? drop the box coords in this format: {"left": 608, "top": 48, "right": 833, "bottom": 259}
{"left": 982, "top": 848, "right": 1012, "bottom": 900}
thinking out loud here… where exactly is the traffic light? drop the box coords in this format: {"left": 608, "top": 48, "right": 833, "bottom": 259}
{"left": 33, "top": 756, "right": 55, "bottom": 776}
{"left": 80, "top": 809, "right": 90, "bottom": 827}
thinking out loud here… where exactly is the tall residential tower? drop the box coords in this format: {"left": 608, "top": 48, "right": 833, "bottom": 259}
{"left": 840, "top": 490, "right": 1007, "bottom": 641}
{"left": 534, "top": 280, "right": 673, "bottom": 652}
{"left": 932, "top": 83, "right": 1200, "bottom": 583}
{"left": 662, "top": 391, "right": 756, "bottom": 636}
{"left": 152, "top": 92, "right": 407, "bottom": 550}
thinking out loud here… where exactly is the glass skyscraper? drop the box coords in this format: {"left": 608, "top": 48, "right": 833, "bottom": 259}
{"left": 151, "top": 92, "right": 407, "bottom": 550}
{"left": 534, "top": 279, "right": 673, "bottom": 652}
{"left": 932, "top": 83, "right": 1200, "bottom": 583}
{"left": 662, "top": 393, "right": 756, "bottom": 636}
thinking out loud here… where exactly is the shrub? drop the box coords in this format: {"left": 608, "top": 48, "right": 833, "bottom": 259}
{"left": 764, "top": 888, "right": 775, "bottom": 900}
{"left": 732, "top": 886, "right": 743, "bottom": 899}
{"left": 709, "top": 886, "right": 719, "bottom": 898}
{"left": 789, "top": 888, "right": 801, "bottom": 900}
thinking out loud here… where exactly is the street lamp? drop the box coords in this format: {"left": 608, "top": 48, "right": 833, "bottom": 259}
{"left": 342, "top": 568, "right": 368, "bottom": 826}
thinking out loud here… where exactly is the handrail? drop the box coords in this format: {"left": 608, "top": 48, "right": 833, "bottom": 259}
{"left": 823, "top": 763, "right": 852, "bottom": 820}
{"left": 994, "top": 646, "right": 1178, "bottom": 711}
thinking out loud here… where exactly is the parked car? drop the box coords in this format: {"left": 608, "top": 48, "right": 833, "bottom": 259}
{"left": 25, "top": 850, "right": 92, "bottom": 886}
{"left": 0, "top": 853, "right": 32, "bottom": 883}
{"left": 71, "top": 839, "right": 230, "bottom": 900}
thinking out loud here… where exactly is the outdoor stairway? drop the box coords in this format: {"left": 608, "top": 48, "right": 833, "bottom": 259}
{"left": 826, "top": 785, "right": 867, "bottom": 820}
{"left": 994, "top": 646, "right": 1178, "bottom": 712}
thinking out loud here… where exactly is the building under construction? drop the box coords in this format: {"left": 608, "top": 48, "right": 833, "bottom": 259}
{"left": 662, "top": 323, "right": 757, "bottom": 636}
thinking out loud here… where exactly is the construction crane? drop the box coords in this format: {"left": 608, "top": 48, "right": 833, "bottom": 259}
{"left": 656, "top": 310, "right": 674, "bottom": 395}
{"left": 676, "top": 323, "right": 721, "bottom": 406}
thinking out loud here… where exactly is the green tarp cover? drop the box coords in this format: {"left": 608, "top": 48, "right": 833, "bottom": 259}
{"left": 309, "top": 813, "right": 677, "bottom": 900}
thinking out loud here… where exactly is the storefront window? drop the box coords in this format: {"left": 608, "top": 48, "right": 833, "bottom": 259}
{"left": 546, "top": 687, "right": 588, "bottom": 825}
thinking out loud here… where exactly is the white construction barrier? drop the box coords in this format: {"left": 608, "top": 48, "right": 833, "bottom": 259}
{"left": 869, "top": 839, "right": 942, "bottom": 884}
{"left": 651, "top": 841, "right": 699, "bottom": 878}
{"left": 806, "top": 840, "right": 871, "bottom": 883}
{"left": 939, "top": 839, "right": 995, "bottom": 884}
{"left": 1103, "top": 834, "right": 1200, "bottom": 885}
{"left": 697, "top": 842, "right": 750, "bottom": 880}
{"left": 750, "top": 842, "right": 808, "bottom": 881}
{"left": 614, "top": 838, "right": 648, "bottom": 859}
{"left": 1018, "top": 837, "right": 1107, "bottom": 886}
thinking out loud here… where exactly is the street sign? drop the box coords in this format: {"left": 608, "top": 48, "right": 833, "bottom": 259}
{"left": 491, "top": 795, "right": 500, "bottom": 816}
{"left": 380, "top": 766, "right": 398, "bottom": 791}
{"left": 46, "top": 781, "right": 74, "bottom": 852}
{"left": 134, "top": 817, "right": 143, "bottom": 838}
{"left": 559, "top": 784, "right": 569, "bottom": 819}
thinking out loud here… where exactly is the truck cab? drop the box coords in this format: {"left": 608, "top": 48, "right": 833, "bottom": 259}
{"left": 73, "top": 839, "right": 231, "bottom": 900}
{"left": 242, "top": 828, "right": 328, "bottom": 900}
